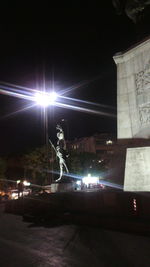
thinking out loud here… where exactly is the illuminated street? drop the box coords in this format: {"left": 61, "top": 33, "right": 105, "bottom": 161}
{"left": 0, "top": 204, "right": 150, "bottom": 267}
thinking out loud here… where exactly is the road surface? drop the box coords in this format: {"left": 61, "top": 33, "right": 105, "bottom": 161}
{"left": 0, "top": 203, "right": 150, "bottom": 266}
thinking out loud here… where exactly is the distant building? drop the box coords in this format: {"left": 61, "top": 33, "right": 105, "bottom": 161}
{"left": 67, "top": 133, "right": 117, "bottom": 157}
{"left": 67, "top": 133, "right": 150, "bottom": 185}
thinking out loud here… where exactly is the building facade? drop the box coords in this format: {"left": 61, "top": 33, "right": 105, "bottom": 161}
{"left": 67, "top": 133, "right": 117, "bottom": 157}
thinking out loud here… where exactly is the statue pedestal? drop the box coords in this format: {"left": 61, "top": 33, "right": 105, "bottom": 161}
{"left": 124, "top": 147, "right": 150, "bottom": 191}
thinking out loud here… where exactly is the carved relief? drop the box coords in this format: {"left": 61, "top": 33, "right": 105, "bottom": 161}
{"left": 144, "top": 61, "right": 150, "bottom": 87}
{"left": 135, "top": 70, "right": 144, "bottom": 94}
{"left": 135, "top": 60, "right": 150, "bottom": 127}
{"left": 135, "top": 60, "right": 150, "bottom": 94}
{"left": 139, "top": 105, "right": 150, "bottom": 125}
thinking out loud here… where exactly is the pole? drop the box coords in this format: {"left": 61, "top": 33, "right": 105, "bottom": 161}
{"left": 44, "top": 107, "right": 49, "bottom": 185}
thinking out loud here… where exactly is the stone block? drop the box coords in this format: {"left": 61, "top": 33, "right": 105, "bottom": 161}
{"left": 124, "top": 147, "right": 150, "bottom": 191}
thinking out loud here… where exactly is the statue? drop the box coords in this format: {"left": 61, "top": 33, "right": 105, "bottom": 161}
{"left": 112, "top": 0, "right": 150, "bottom": 23}
{"left": 56, "top": 124, "right": 66, "bottom": 150}
{"left": 49, "top": 124, "right": 69, "bottom": 182}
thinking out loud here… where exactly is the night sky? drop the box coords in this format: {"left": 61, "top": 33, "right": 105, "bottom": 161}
{"left": 0, "top": 3, "right": 149, "bottom": 155}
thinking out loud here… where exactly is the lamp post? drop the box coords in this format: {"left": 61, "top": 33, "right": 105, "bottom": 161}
{"left": 34, "top": 91, "right": 58, "bottom": 185}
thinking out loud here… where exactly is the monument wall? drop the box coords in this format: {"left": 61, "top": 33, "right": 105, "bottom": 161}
{"left": 113, "top": 37, "right": 150, "bottom": 191}
{"left": 113, "top": 38, "right": 150, "bottom": 139}
{"left": 124, "top": 147, "right": 150, "bottom": 191}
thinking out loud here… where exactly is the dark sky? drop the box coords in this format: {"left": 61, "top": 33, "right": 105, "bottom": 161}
{"left": 0, "top": 3, "right": 149, "bottom": 155}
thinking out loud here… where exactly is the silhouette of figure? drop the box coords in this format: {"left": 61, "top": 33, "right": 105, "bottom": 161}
{"left": 49, "top": 124, "right": 69, "bottom": 182}
{"left": 55, "top": 146, "right": 69, "bottom": 181}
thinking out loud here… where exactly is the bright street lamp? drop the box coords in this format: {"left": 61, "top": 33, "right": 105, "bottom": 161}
{"left": 34, "top": 91, "right": 58, "bottom": 107}
{"left": 34, "top": 90, "right": 58, "bottom": 185}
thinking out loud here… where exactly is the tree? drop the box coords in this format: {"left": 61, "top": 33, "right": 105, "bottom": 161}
{"left": 22, "top": 145, "right": 56, "bottom": 185}
{"left": 67, "top": 151, "right": 106, "bottom": 177}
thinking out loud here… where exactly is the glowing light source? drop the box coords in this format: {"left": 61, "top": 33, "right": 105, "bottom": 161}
{"left": 82, "top": 174, "right": 99, "bottom": 185}
{"left": 49, "top": 92, "right": 58, "bottom": 104}
{"left": 133, "top": 198, "right": 137, "bottom": 212}
{"left": 23, "top": 180, "right": 31, "bottom": 186}
{"left": 106, "top": 140, "right": 113, "bottom": 145}
{"left": 34, "top": 91, "right": 58, "bottom": 107}
{"left": 0, "top": 82, "right": 116, "bottom": 118}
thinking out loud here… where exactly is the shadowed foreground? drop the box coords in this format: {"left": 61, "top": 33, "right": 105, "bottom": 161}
{"left": 1, "top": 203, "right": 150, "bottom": 267}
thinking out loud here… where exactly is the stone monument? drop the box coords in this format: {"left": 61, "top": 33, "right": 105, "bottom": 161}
{"left": 113, "top": 36, "right": 150, "bottom": 191}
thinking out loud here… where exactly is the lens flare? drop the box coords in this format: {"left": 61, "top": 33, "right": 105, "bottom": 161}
{"left": 0, "top": 81, "right": 116, "bottom": 119}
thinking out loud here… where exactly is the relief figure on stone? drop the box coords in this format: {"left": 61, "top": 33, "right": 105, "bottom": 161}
{"left": 139, "top": 106, "right": 150, "bottom": 125}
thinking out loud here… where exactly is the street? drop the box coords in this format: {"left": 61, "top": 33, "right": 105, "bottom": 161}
{"left": 0, "top": 203, "right": 150, "bottom": 267}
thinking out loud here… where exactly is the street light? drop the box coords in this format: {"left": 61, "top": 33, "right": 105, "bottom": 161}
{"left": 34, "top": 91, "right": 58, "bottom": 107}
{"left": 34, "top": 91, "right": 58, "bottom": 185}
{"left": 34, "top": 90, "right": 58, "bottom": 146}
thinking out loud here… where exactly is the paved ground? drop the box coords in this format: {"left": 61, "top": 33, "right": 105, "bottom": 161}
{"left": 0, "top": 204, "right": 150, "bottom": 267}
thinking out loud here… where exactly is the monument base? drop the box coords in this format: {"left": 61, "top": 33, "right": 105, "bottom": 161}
{"left": 124, "top": 147, "right": 150, "bottom": 191}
